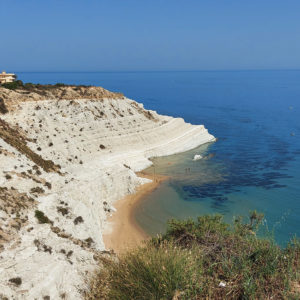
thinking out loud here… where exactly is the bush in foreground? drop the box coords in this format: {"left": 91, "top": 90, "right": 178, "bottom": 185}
{"left": 86, "top": 213, "right": 300, "bottom": 299}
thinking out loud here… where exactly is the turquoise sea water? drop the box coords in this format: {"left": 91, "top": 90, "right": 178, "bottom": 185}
{"left": 18, "top": 71, "right": 300, "bottom": 245}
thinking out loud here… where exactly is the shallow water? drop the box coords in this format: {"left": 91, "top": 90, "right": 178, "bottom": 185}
{"left": 19, "top": 70, "right": 300, "bottom": 245}
{"left": 136, "top": 144, "right": 300, "bottom": 245}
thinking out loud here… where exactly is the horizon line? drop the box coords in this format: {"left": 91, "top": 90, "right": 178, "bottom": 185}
{"left": 13, "top": 68, "right": 300, "bottom": 74}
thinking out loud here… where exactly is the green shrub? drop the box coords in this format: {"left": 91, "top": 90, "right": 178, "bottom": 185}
{"left": 54, "top": 83, "right": 67, "bottom": 87}
{"left": 86, "top": 212, "right": 300, "bottom": 299}
{"left": 34, "top": 210, "right": 52, "bottom": 224}
{"left": 1, "top": 80, "right": 23, "bottom": 90}
{"left": 24, "top": 82, "right": 35, "bottom": 90}
{"left": 88, "top": 243, "right": 203, "bottom": 300}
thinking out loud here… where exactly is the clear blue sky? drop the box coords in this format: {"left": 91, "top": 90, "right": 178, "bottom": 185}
{"left": 1, "top": 0, "right": 300, "bottom": 71}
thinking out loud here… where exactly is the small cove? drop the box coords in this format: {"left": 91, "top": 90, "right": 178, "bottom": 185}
{"left": 20, "top": 70, "right": 300, "bottom": 245}
{"left": 134, "top": 139, "right": 300, "bottom": 245}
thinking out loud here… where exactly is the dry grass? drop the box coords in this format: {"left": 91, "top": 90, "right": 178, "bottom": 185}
{"left": 86, "top": 213, "right": 300, "bottom": 300}
{"left": 0, "top": 118, "right": 60, "bottom": 172}
{"left": 0, "top": 187, "right": 35, "bottom": 251}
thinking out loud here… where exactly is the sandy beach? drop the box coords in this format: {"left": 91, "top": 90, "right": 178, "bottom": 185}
{"left": 103, "top": 172, "right": 168, "bottom": 253}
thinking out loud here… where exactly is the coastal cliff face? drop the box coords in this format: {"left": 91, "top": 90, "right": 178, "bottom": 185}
{"left": 0, "top": 86, "right": 215, "bottom": 299}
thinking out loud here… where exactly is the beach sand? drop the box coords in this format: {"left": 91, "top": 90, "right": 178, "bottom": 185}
{"left": 103, "top": 172, "right": 168, "bottom": 253}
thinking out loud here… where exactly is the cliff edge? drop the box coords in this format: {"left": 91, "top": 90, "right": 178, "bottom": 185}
{"left": 0, "top": 85, "right": 215, "bottom": 299}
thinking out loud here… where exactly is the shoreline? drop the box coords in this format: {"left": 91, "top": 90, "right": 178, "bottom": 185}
{"left": 103, "top": 171, "right": 168, "bottom": 254}
{"left": 0, "top": 85, "right": 215, "bottom": 298}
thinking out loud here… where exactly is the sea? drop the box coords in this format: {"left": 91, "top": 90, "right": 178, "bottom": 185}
{"left": 18, "top": 70, "right": 300, "bottom": 245}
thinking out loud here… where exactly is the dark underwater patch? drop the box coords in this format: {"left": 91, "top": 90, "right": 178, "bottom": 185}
{"left": 171, "top": 129, "right": 296, "bottom": 212}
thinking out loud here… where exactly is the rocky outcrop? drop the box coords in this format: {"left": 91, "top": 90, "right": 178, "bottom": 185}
{"left": 0, "top": 86, "right": 215, "bottom": 299}
{"left": 0, "top": 85, "right": 123, "bottom": 113}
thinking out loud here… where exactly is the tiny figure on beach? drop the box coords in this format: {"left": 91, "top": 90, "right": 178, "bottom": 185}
{"left": 185, "top": 167, "right": 191, "bottom": 173}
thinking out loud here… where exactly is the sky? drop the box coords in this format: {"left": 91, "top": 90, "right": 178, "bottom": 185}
{"left": 1, "top": 0, "right": 300, "bottom": 72}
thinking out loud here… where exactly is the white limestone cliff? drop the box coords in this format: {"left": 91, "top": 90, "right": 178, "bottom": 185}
{"left": 0, "top": 87, "right": 215, "bottom": 299}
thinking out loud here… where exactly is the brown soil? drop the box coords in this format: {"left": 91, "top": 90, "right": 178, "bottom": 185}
{"left": 0, "top": 85, "right": 123, "bottom": 113}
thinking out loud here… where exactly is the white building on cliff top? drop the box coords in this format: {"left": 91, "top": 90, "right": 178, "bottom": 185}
{"left": 0, "top": 71, "right": 16, "bottom": 84}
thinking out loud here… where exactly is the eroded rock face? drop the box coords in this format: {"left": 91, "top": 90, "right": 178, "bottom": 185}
{"left": 0, "top": 85, "right": 123, "bottom": 113}
{"left": 0, "top": 86, "right": 215, "bottom": 299}
{"left": 0, "top": 187, "right": 35, "bottom": 250}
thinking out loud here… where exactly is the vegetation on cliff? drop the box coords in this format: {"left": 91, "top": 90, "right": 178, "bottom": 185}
{"left": 86, "top": 212, "right": 300, "bottom": 299}
{"left": 0, "top": 81, "right": 123, "bottom": 103}
{"left": 1, "top": 80, "right": 84, "bottom": 91}
{"left": 0, "top": 118, "right": 60, "bottom": 172}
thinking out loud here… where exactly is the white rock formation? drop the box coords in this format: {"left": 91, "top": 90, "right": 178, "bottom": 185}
{"left": 193, "top": 154, "right": 203, "bottom": 161}
{"left": 0, "top": 91, "right": 215, "bottom": 299}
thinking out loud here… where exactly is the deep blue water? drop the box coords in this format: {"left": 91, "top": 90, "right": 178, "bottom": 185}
{"left": 18, "top": 71, "right": 300, "bottom": 244}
